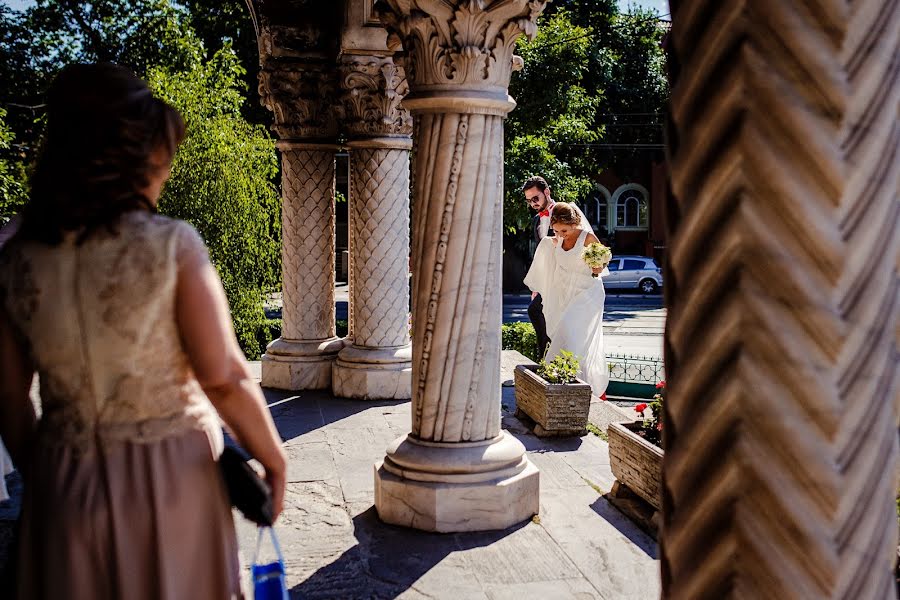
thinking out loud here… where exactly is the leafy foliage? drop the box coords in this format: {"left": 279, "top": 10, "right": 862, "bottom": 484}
{"left": 505, "top": 4, "right": 669, "bottom": 240}
{"left": 537, "top": 350, "right": 581, "bottom": 384}
{"left": 148, "top": 48, "right": 281, "bottom": 359}
{"left": 505, "top": 11, "right": 597, "bottom": 235}
{"left": 0, "top": 108, "right": 27, "bottom": 225}
{"left": 635, "top": 380, "right": 665, "bottom": 447}
{"left": 501, "top": 321, "right": 539, "bottom": 362}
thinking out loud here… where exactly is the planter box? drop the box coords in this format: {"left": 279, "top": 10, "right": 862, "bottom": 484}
{"left": 608, "top": 421, "right": 663, "bottom": 511}
{"left": 513, "top": 365, "right": 592, "bottom": 436}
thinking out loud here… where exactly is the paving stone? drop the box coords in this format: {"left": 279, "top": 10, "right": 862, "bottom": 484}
{"left": 538, "top": 486, "right": 660, "bottom": 600}
{"left": 483, "top": 578, "right": 600, "bottom": 600}
{"left": 459, "top": 524, "right": 583, "bottom": 585}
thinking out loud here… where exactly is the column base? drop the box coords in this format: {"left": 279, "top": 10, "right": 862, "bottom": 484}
{"left": 261, "top": 337, "right": 344, "bottom": 391}
{"left": 332, "top": 345, "right": 412, "bottom": 400}
{"left": 374, "top": 431, "right": 540, "bottom": 532}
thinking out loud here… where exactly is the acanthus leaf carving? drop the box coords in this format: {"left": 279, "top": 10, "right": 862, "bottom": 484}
{"left": 376, "top": 0, "right": 547, "bottom": 92}
{"left": 338, "top": 55, "right": 413, "bottom": 138}
{"left": 258, "top": 60, "right": 339, "bottom": 140}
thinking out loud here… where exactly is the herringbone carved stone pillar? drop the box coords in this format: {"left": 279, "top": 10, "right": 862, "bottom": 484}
{"left": 333, "top": 143, "right": 413, "bottom": 399}
{"left": 261, "top": 144, "right": 343, "bottom": 390}
{"left": 662, "top": 1, "right": 899, "bottom": 598}
{"left": 373, "top": 0, "right": 546, "bottom": 533}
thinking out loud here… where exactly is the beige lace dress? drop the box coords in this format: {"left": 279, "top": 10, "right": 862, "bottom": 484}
{"left": 0, "top": 211, "right": 241, "bottom": 599}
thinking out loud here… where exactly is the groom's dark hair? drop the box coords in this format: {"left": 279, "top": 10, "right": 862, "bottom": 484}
{"left": 522, "top": 175, "right": 548, "bottom": 193}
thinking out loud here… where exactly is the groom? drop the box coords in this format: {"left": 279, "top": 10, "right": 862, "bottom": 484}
{"left": 522, "top": 175, "right": 555, "bottom": 360}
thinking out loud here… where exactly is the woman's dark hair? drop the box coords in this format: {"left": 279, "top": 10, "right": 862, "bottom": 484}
{"left": 19, "top": 63, "right": 185, "bottom": 244}
{"left": 550, "top": 202, "right": 581, "bottom": 226}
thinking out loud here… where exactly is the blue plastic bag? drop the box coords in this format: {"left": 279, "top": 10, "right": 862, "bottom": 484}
{"left": 252, "top": 527, "right": 288, "bottom": 600}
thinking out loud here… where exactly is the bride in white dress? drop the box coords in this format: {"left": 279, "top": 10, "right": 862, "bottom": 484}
{"left": 523, "top": 202, "right": 609, "bottom": 396}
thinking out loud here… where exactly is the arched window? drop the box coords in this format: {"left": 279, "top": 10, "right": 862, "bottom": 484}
{"left": 612, "top": 185, "right": 649, "bottom": 230}
{"left": 581, "top": 185, "right": 610, "bottom": 234}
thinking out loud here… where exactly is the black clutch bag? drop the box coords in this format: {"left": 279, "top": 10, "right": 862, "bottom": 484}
{"left": 219, "top": 445, "right": 275, "bottom": 527}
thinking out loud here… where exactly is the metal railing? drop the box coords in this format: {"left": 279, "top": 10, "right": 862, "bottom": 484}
{"left": 607, "top": 353, "right": 664, "bottom": 384}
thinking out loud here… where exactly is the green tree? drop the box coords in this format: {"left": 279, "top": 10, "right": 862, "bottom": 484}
{"left": 505, "top": 4, "right": 669, "bottom": 238}
{"left": 505, "top": 10, "right": 599, "bottom": 236}
{"left": 0, "top": 108, "right": 27, "bottom": 225}
{"left": 149, "top": 47, "right": 281, "bottom": 359}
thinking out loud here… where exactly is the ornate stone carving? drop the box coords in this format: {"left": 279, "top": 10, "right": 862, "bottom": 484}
{"left": 338, "top": 55, "right": 413, "bottom": 138}
{"left": 261, "top": 146, "right": 343, "bottom": 391}
{"left": 278, "top": 148, "right": 337, "bottom": 342}
{"left": 377, "top": 0, "right": 545, "bottom": 93}
{"left": 258, "top": 62, "right": 339, "bottom": 140}
{"left": 332, "top": 144, "right": 413, "bottom": 400}
{"left": 347, "top": 147, "right": 410, "bottom": 348}
{"left": 662, "top": 0, "right": 899, "bottom": 597}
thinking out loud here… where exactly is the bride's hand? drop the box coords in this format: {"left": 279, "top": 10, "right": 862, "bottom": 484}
{"left": 591, "top": 267, "right": 603, "bottom": 275}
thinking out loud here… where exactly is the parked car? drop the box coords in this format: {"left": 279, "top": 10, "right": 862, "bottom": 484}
{"left": 603, "top": 256, "right": 663, "bottom": 293}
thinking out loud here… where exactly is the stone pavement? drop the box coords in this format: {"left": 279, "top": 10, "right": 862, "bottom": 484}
{"left": 239, "top": 355, "right": 660, "bottom": 599}
{"left": 0, "top": 356, "right": 659, "bottom": 598}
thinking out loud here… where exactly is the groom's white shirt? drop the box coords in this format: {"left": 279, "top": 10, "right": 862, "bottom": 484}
{"left": 537, "top": 202, "right": 555, "bottom": 239}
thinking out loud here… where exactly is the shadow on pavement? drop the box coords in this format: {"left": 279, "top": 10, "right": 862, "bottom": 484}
{"left": 589, "top": 497, "right": 658, "bottom": 559}
{"left": 263, "top": 389, "right": 407, "bottom": 445}
{"left": 290, "top": 507, "right": 525, "bottom": 599}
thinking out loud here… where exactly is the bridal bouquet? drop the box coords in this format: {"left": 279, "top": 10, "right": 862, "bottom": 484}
{"left": 581, "top": 242, "right": 612, "bottom": 271}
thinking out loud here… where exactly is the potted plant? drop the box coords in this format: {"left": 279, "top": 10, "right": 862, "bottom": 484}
{"left": 513, "top": 351, "right": 592, "bottom": 436}
{"left": 608, "top": 381, "right": 665, "bottom": 514}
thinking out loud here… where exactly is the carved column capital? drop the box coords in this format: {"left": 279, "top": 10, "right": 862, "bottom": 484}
{"left": 338, "top": 54, "right": 413, "bottom": 140}
{"left": 258, "top": 61, "right": 340, "bottom": 141}
{"left": 376, "top": 0, "right": 546, "bottom": 113}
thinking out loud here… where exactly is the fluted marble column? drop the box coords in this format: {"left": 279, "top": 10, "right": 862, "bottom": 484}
{"left": 333, "top": 55, "right": 413, "bottom": 400}
{"left": 258, "top": 62, "right": 344, "bottom": 390}
{"left": 374, "top": 0, "right": 547, "bottom": 532}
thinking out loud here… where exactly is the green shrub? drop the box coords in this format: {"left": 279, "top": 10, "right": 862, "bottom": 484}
{"left": 536, "top": 349, "right": 581, "bottom": 384}
{"left": 501, "top": 321, "right": 539, "bottom": 362}
{"left": 149, "top": 47, "right": 281, "bottom": 360}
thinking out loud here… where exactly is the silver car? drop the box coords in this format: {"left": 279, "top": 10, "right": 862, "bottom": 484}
{"left": 604, "top": 256, "right": 663, "bottom": 293}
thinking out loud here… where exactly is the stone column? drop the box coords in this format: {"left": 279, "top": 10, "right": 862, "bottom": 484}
{"left": 332, "top": 55, "right": 414, "bottom": 400}
{"left": 662, "top": 1, "right": 899, "bottom": 598}
{"left": 258, "top": 63, "right": 344, "bottom": 390}
{"left": 373, "top": 0, "right": 546, "bottom": 533}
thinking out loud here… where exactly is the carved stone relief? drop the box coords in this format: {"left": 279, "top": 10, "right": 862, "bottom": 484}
{"left": 258, "top": 62, "right": 339, "bottom": 140}
{"left": 377, "top": 0, "right": 544, "bottom": 92}
{"left": 338, "top": 55, "right": 412, "bottom": 138}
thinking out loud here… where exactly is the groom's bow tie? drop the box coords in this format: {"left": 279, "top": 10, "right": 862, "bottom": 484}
{"left": 538, "top": 209, "right": 550, "bottom": 218}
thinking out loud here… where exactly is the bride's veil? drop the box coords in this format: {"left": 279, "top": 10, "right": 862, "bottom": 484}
{"left": 565, "top": 202, "right": 609, "bottom": 277}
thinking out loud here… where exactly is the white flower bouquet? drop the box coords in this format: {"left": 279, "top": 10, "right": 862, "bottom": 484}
{"left": 581, "top": 242, "right": 612, "bottom": 272}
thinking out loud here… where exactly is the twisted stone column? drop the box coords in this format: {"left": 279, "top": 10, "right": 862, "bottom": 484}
{"left": 374, "top": 0, "right": 546, "bottom": 532}
{"left": 662, "top": 0, "right": 899, "bottom": 597}
{"left": 258, "top": 62, "right": 344, "bottom": 390}
{"left": 332, "top": 55, "right": 413, "bottom": 400}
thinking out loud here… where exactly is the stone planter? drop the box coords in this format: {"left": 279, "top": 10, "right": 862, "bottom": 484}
{"left": 513, "top": 365, "right": 592, "bottom": 436}
{"left": 607, "top": 421, "right": 663, "bottom": 511}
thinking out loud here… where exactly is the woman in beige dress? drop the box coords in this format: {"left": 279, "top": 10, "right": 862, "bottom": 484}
{"left": 0, "top": 63, "right": 286, "bottom": 599}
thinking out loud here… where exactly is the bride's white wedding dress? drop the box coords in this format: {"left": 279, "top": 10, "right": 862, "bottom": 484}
{"left": 524, "top": 228, "right": 608, "bottom": 396}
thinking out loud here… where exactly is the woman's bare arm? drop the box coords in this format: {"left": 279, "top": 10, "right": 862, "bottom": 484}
{"left": 0, "top": 307, "right": 36, "bottom": 475}
{"left": 175, "top": 249, "right": 287, "bottom": 520}
{"left": 584, "top": 232, "right": 604, "bottom": 275}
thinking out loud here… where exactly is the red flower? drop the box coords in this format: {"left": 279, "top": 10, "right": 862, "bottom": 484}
{"left": 656, "top": 381, "right": 666, "bottom": 389}
{"left": 635, "top": 403, "right": 648, "bottom": 413}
